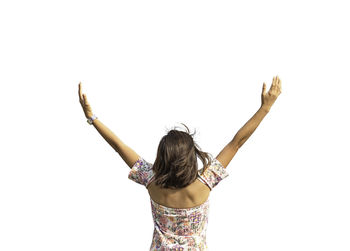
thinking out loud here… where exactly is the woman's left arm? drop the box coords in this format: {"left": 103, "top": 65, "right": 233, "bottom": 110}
{"left": 78, "top": 82, "right": 140, "bottom": 168}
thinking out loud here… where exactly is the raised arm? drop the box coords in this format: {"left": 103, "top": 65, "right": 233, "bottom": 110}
{"left": 216, "top": 75, "right": 282, "bottom": 168}
{"left": 78, "top": 82, "right": 140, "bottom": 168}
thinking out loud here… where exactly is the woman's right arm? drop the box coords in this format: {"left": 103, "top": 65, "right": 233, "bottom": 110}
{"left": 216, "top": 76, "right": 282, "bottom": 169}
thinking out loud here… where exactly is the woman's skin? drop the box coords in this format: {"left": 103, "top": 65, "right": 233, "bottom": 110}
{"left": 215, "top": 76, "right": 282, "bottom": 168}
{"left": 78, "top": 82, "right": 141, "bottom": 168}
{"left": 76, "top": 73, "right": 282, "bottom": 250}
{"left": 78, "top": 76, "right": 282, "bottom": 171}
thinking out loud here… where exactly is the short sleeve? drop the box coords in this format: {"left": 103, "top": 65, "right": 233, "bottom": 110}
{"left": 128, "top": 156, "right": 154, "bottom": 187}
{"left": 198, "top": 158, "right": 229, "bottom": 190}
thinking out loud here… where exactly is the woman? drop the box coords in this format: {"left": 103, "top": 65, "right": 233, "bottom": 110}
{"left": 78, "top": 76, "right": 282, "bottom": 250}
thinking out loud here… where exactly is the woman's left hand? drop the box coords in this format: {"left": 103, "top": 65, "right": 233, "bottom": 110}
{"left": 78, "top": 82, "right": 94, "bottom": 118}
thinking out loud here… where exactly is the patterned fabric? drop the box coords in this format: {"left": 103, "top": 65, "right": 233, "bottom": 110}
{"left": 197, "top": 159, "right": 229, "bottom": 191}
{"left": 128, "top": 156, "right": 229, "bottom": 250}
{"left": 128, "top": 157, "right": 154, "bottom": 187}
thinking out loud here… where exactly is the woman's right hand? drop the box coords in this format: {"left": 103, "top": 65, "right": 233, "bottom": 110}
{"left": 261, "top": 75, "right": 282, "bottom": 110}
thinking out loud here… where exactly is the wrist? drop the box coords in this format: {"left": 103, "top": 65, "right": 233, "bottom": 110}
{"left": 87, "top": 114, "right": 98, "bottom": 125}
{"left": 260, "top": 105, "right": 270, "bottom": 113}
{"left": 86, "top": 113, "right": 94, "bottom": 119}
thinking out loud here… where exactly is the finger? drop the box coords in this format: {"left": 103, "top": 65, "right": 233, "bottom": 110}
{"left": 83, "top": 94, "right": 89, "bottom": 105}
{"left": 275, "top": 75, "right": 279, "bottom": 84}
{"left": 279, "top": 78, "right": 282, "bottom": 92}
{"left": 78, "top": 82, "right": 83, "bottom": 101}
{"left": 272, "top": 76, "right": 277, "bottom": 90}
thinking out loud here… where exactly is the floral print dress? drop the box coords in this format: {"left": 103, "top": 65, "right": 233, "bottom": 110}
{"left": 128, "top": 156, "right": 229, "bottom": 251}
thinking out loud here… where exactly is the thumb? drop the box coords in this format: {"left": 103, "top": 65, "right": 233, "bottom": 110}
{"left": 262, "top": 82, "right": 266, "bottom": 95}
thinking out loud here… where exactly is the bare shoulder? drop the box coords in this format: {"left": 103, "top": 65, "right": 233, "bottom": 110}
{"left": 187, "top": 179, "right": 210, "bottom": 205}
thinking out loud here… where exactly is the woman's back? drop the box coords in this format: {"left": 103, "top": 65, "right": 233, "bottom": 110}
{"left": 128, "top": 157, "right": 229, "bottom": 250}
{"left": 147, "top": 176, "right": 211, "bottom": 209}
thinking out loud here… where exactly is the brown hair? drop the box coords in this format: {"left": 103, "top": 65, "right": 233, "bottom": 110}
{"left": 152, "top": 123, "right": 213, "bottom": 189}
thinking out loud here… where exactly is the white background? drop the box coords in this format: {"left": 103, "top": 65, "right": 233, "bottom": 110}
{"left": 1, "top": 0, "right": 349, "bottom": 250}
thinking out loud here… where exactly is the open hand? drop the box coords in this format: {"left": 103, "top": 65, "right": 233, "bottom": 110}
{"left": 78, "top": 82, "right": 94, "bottom": 118}
{"left": 261, "top": 75, "right": 282, "bottom": 110}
